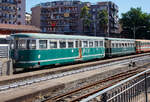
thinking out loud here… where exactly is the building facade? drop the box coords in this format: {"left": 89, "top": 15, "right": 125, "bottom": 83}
{"left": 0, "top": 0, "right": 26, "bottom": 25}
{"left": 31, "top": 0, "right": 90, "bottom": 34}
{"left": 90, "top": 1, "right": 119, "bottom": 36}
{"left": 25, "top": 12, "right": 31, "bottom": 25}
{"left": 98, "top": 1, "right": 119, "bottom": 34}
{"left": 31, "top": 0, "right": 119, "bottom": 36}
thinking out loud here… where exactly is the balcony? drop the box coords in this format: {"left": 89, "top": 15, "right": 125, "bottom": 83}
{"left": 0, "top": 1, "right": 17, "bottom": 5}
{"left": 0, "top": 8, "right": 16, "bottom": 12}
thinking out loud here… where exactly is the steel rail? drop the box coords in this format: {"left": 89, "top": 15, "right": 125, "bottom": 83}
{"left": 45, "top": 69, "right": 142, "bottom": 102}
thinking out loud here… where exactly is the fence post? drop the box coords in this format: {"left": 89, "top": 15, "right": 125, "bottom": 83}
{"left": 145, "top": 73, "right": 148, "bottom": 102}
{"left": 101, "top": 93, "right": 108, "bottom": 102}
{"left": 0, "top": 61, "right": 2, "bottom": 76}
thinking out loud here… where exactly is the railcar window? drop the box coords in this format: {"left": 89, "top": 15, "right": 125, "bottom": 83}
{"left": 50, "top": 41, "right": 57, "bottom": 49}
{"left": 18, "top": 40, "right": 26, "bottom": 49}
{"left": 15, "top": 40, "right": 18, "bottom": 49}
{"left": 116, "top": 43, "right": 118, "bottom": 48}
{"left": 39, "top": 40, "right": 47, "bottom": 49}
{"left": 79, "top": 41, "right": 82, "bottom": 48}
{"left": 122, "top": 43, "right": 124, "bottom": 47}
{"left": 131, "top": 43, "right": 133, "bottom": 47}
{"left": 60, "top": 41, "right": 66, "bottom": 48}
{"left": 112, "top": 43, "right": 114, "bottom": 48}
{"left": 100, "top": 41, "right": 103, "bottom": 47}
{"left": 27, "top": 40, "right": 36, "bottom": 49}
{"left": 75, "top": 41, "right": 79, "bottom": 48}
{"left": 95, "top": 41, "right": 98, "bottom": 47}
{"left": 83, "top": 41, "right": 88, "bottom": 48}
{"left": 89, "top": 41, "right": 94, "bottom": 47}
{"left": 120, "top": 43, "right": 122, "bottom": 47}
{"left": 125, "top": 43, "right": 127, "bottom": 47}
{"left": 10, "top": 40, "right": 14, "bottom": 49}
{"left": 68, "top": 41, "right": 74, "bottom": 48}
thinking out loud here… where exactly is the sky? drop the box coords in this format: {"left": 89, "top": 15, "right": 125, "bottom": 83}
{"left": 26, "top": 0, "right": 150, "bottom": 18}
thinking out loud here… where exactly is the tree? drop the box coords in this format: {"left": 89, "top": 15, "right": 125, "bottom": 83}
{"left": 80, "top": 6, "right": 91, "bottom": 33}
{"left": 97, "top": 10, "right": 108, "bottom": 34}
{"left": 120, "top": 7, "right": 150, "bottom": 39}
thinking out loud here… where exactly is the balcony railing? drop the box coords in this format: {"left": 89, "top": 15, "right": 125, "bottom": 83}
{"left": 0, "top": 1, "right": 17, "bottom": 5}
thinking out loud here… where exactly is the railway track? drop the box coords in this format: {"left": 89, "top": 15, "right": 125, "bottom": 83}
{"left": 0, "top": 54, "right": 150, "bottom": 92}
{"left": 43, "top": 68, "right": 145, "bottom": 102}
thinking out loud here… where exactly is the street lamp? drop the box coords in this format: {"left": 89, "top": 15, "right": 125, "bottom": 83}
{"left": 107, "top": 1, "right": 110, "bottom": 37}
{"left": 93, "top": 15, "right": 97, "bottom": 36}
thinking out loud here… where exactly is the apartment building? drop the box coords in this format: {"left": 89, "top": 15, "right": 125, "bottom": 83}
{"left": 31, "top": 0, "right": 119, "bottom": 36}
{"left": 31, "top": 0, "right": 90, "bottom": 34}
{"left": 0, "top": 0, "right": 26, "bottom": 25}
{"left": 97, "top": 1, "right": 119, "bottom": 34}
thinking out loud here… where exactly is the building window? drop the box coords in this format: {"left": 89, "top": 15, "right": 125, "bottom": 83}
{"left": 18, "top": 14, "right": 21, "bottom": 18}
{"left": 18, "top": 7, "right": 21, "bottom": 11}
{"left": 18, "top": 0, "right": 21, "bottom": 3}
{"left": 17, "top": 22, "right": 21, "bottom": 25}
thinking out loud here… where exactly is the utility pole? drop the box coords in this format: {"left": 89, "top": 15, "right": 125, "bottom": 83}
{"left": 93, "top": 15, "right": 97, "bottom": 36}
{"left": 133, "top": 26, "right": 136, "bottom": 39}
{"left": 107, "top": 1, "right": 110, "bottom": 37}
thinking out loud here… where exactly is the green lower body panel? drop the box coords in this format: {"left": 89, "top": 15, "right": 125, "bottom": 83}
{"left": 12, "top": 47, "right": 105, "bottom": 68}
{"left": 106, "top": 47, "right": 135, "bottom": 57}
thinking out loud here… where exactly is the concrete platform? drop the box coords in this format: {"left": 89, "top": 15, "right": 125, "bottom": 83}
{"left": 0, "top": 63, "right": 131, "bottom": 102}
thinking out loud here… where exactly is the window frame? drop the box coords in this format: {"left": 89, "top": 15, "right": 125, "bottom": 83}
{"left": 89, "top": 41, "right": 94, "bottom": 48}
{"left": 67, "top": 40, "right": 74, "bottom": 48}
{"left": 39, "top": 39, "right": 48, "bottom": 49}
{"left": 59, "top": 40, "right": 67, "bottom": 49}
{"left": 49, "top": 39, "right": 58, "bottom": 49}
{"left": 82, "top": 40, "right": 89, "bottom": 48}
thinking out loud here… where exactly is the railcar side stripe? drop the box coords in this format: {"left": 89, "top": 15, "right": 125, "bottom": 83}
{"left": 18, "top": 54, "right": 105, "bottom": 64}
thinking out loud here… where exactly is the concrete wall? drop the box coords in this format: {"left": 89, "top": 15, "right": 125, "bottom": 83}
{"left": 31, "top": 6, "right": 41, "bottom": 28}
{"left": 16, "top": 0, "right": 26, "bottom": 25}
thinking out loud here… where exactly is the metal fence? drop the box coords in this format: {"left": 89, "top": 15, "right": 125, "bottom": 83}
{"left": 0, "top": 61, "right": 2, "bottom": 76}
{"left": 0, "top": 44, "right": 9, "bottom": 58}
{"left": 81, "top": 69, "right": 150, "bottom": 102}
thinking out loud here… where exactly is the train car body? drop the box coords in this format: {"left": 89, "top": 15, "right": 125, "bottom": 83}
{"left": 136, "top": 40, "right": 150, "bottom": 53}
{"left": 10, "top": 33, "right": 105, "bottom": 68}
{"left": 105, "top": 38, "right": 136, "bottom": 57}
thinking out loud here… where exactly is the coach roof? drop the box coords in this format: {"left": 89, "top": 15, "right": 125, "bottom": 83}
{"left": 11, "top": 33, "right": 105, "bottom": 40}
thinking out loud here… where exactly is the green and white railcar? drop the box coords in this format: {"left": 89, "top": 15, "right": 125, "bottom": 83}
{"left": 105, "top": 38, "right": 136, "bottom": 57}
{"left": 10, "top": 33, "right": 105, "bottom": 68}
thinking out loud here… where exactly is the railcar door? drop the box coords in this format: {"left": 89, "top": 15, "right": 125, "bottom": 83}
{"left": 76, "top": 40, "right": 82, "bottom": 59}
{"left": 105, "top": 39, "right": 111, "bottom": 57}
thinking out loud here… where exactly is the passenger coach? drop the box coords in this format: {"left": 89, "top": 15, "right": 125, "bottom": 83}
{"left": 105, "top": 38, "right": 135, "bottom": 57}
{"left": 136, "top": 40, "right": 150, "bottom": 53}
{"left": 10, "top": 33, "right": 105, "bottom": 68}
